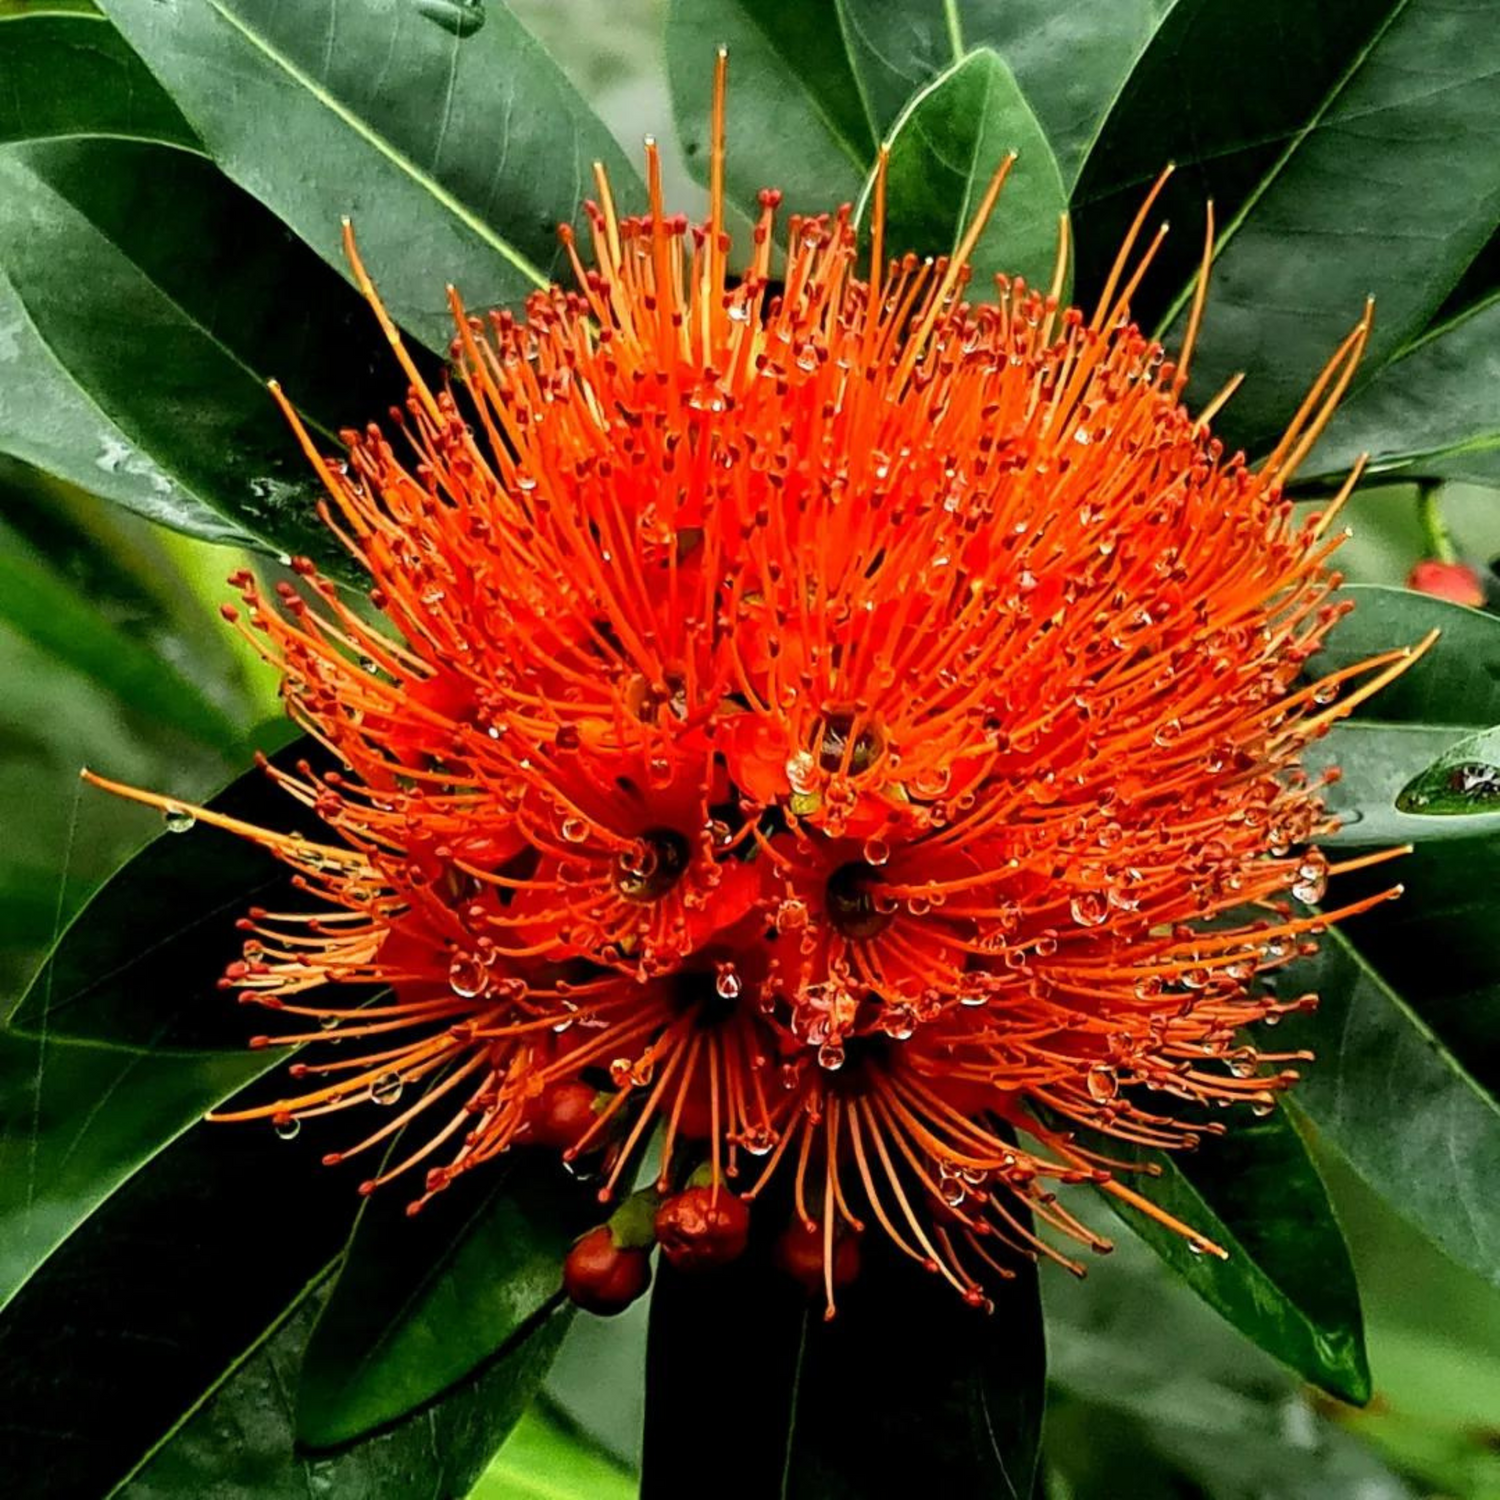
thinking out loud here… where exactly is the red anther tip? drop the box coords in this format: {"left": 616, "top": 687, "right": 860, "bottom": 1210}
{"left": 357, "top": 1180, "right": 377, "bottom": 1197}
{"left": 322, "top": 1152, "right": 343, "bottom": 1167}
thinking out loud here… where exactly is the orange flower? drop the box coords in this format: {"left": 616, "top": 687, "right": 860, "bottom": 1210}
{"left": 89, "top": 56, "right": 1428, "bottom": 1314}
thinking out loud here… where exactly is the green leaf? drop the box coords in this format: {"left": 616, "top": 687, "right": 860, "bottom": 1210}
{"left": 835, "top": 0, "right": 1172, "bottom": 185}
{"left": 0, "top": 131, "right": 408, "bottom": 568}
{"left": 0, "top": 5, "right": 196, "bottom": 149}
{"left": 0, "top": 1091, "right": 360, "bottom": 1497}
{"left": 666, "top": 0, "right": 876, "bottom": 224}
{"left": 96, "top": 0, "right": 645, "bottom": 353}
{"left": 125, "top": 1284, "right": 571, "bottom": 1499}
{"left": 1314, "top": 585, "right": 1500, "bottom": 728}
{"left": 475, "top": 1407, "right": 638, "bottom": 1500}
{"left": 1395, "top": 723, "right": 1500, "bottom": 816}
{"left": 9, "top": 738, "right": 312, "bottom": 1050}
{"left": 1073, "top": 0, "right": 1500, "bottom": 455}
{"left": 1301, "top": 585, "right": 1500, "bottom": 841}
{"left": 868, "top": 48, "right": 1068, "bottom": 296}
{"left": 1301, "top": 296, "right": 1500, "bottom": 488}
{"left": 1311, "top": 722, "right": 1500, "bottom": 846}
{"left": 297, "top": 1156, "right": 593, "bottom": 1448}
{"left": 0, "top": 1029, "right": 278, "bottom": 1314}
{"left": 1086, "top": 1107, "right": 1370, "bottom": 1403}
{"left": 0, "top": 545, "right": 242, "bottom": 752}
{"left": 1277, "top": 929, "right": 1500, "bottom": 1291}
{"left": 642, "top": 1242, "right": 1044, "bottom": 1497}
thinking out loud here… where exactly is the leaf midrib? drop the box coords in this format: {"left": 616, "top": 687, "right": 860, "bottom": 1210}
{"left": 1153, "top": 0, "right": 1414, "bottom": 334}
{"left": 201, "top": 0, "right": 549, "bottom": 289}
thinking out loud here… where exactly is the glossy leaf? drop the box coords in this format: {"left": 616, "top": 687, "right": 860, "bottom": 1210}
{"left": 1395, "top": 724, "right": 1500, "bottom": 816}
{"left": 0, "top": 1092, "right": 359, "bottom": 1497}
{"left": 869, "top": 48, "right": 1068, "bottom": 296}
{"left": 835, "top": 0, "right": 1172, "bottom": 184}
{"left": 643, "top": 1241, "right": 1044, "bottom": 1498}
{"left": 8, "top": 737, "right": 312, "bottom": 1050}
{"left": 1278, "top": 930, "right": 1500, "bottom": 1290}
{"left": 297, "top": 1156, "right": 593, "bottom": 1448}
{"left": 0, "top": 1029, "right": 278, "bottom": 1313}
{"left": 1310, "top": 722, "right": 1500, "bottom": 847}
{"left": 667, "top": 0, "right": 875, "bottom": 225}
{"left": 97, "top": 0, "right": 644, "bottom": 352}
{"left": 0, "top": 131, "right": 408, "bottom": 569}
{"left": 1073, "top": 0, "right": 1500, "bottom": 455}
{"left": 126, "top": 1286, "right": 571, "bottom": 1498}
{"left": 474, "top": 1407, "right": 638, "bottom": 1500}
{"left": 0, "top": 545, "right": 241, "bottom": 752}
{"left": 1302, "top": 296, "right": 1500, "bottom": 488}
{"left": 1088, "top": 1107, "right": 1370, "bottom": 1402}
{"left": 1314, "top": 585, "right": 1500, "bottom": 729}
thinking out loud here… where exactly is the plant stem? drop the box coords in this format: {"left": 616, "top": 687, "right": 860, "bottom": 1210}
{"left": 1416, "top": 482, "right": 1457, "bottom": 563}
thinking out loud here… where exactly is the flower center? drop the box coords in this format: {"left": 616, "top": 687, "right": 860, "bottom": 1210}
{"left": 815, "top": 712, "right": 884, "bottom": 776}
{"left": 825, "top": 861, "right": 891, "bottom": 940}
{"left": 613, "top": 828, "right": 691, "bottom": 903}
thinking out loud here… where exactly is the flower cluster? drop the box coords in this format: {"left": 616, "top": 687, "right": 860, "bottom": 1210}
{"left": 90, "top": 60, "right": 1420, "bottom": 1314}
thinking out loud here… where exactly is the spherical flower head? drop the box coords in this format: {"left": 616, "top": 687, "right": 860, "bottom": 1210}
{"left": 89, "top": 60, "right": 1426, "bottom": 1314}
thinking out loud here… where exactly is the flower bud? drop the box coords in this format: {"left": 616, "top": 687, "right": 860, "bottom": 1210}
{"left": 1407, "top": 559, "right": 1484, "bottom": 608}
{"left": 654, "top": 1185, "right": 751, "bottom": 1271}
{"left": 774, "top": 1216, "right": 861, "bottom": 1296}
{"left": 528, "top": 1079, "right": 600, "bottom": 1149}
{"left": 562, "top": 1224, "right": 653, "bottom": 1315}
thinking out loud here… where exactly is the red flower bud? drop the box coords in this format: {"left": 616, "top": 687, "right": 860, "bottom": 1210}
{"left": 1407, "top": 559, "right": 1484, "bottom": 608}
{"left": 654, "top": 1185, "right": 751, "bottom": 1271}
{"left": 562, "top": 1225, "right": 652, "bottom": 1316}
{"left": 774, "top": 1216, "right": 861, "bottom": 1296}
{"left": 528, "top": 1079, "right": 599, "bottom": 1149}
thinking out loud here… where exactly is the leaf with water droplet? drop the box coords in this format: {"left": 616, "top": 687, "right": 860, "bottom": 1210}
{"left": 415, "top": 0, "right": 486, "bottom": 39}
{"left": 1396, "top": 724, "right": 1500, "bottom": 816}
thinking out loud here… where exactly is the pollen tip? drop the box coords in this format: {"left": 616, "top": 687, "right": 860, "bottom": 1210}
{"left": 322, "top": 1152, "right": 343, "bottom": 1167}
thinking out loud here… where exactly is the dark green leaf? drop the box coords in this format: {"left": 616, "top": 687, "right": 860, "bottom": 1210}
{"left": 97, "top": 0, "right": 645, "bottom": 352}
{"left": 9, "top": 737, "right": 312, "bottom": 1050}
{"left": 0, "top": 1029, "right": 278, "bottom": 1313}
{"left": 1395, "top": 724, "right": 1500, "bottom": 816}
{"left": 643, "top": 1241, "right": 1044, "bottom": 1498}
{"left": 871, "top": 48, "right": 1068, "bottom": 296}
{"left": 1301, "top": 296, "right": 1500, "bottom": 488}
{"left": 1073, "top": 0, "right": 1500, "bottom": 455}
{"left": 0, "top": 545, "right": 242, "bottom": 751}
{"left": 0, "top": 1090, "right": 359, "bottom": 1497}
{"left": 1086, "top": 1107, "right": 1370, "bottom": 1402}
{"left": 1277, "top": 930, "right": 1500, "bottom": 1290}
{"left": 297, "top": 1155, "right": 593, "bottom": 1448}
{"left": 1314, "top": 585, "right": 1500, "bottom": 729}
{"left": 666, "top": 0, "right": 875, "bottom": 224}
{"left": 0, "top": 133, "right": 407, "bottom": 568}
{"left": 0, "top": 5, "right": 196, "bottom": 149}
{"left": 125, "top": 1285, "right": 571, "bottom": 1499}
{"left": 835, "top": 0, "right": 1172, "bottom": 185}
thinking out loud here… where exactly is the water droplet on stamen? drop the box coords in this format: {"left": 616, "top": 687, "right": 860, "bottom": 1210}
{"left": 162, "top": 805, "right": 196, "bottom": 834}
{"left": 370, "top": 1072, "right": 404, "bottom": 1106}
{"left": 273, "top": 1115, "right": 302, "bottom": 1141}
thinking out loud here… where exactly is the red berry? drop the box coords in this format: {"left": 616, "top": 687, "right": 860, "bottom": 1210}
{"left": 562, "top": 1225, "right": 652, "bottom": 1315}
{"left": 529, "top": 1079, "right": 599, "bottom": 1149}
{"left": 774, "top": 1217, "right": 861, "bottom": 1295}
{"left": 1407, "top": 559, "right": 1484, "bottom": 608}
{"left": 654, "top": 1186, "right": 751, "bottom": 1271}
